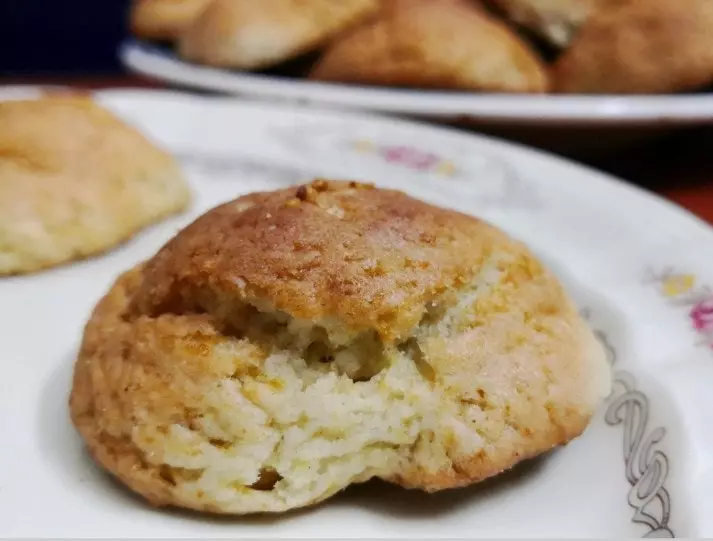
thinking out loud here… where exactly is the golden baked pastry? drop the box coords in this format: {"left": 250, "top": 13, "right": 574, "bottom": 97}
{"left": 130, "top": 0, "right": 214, "bottom": 41}
{"left": 552, "top": 0, "right": 713, "bottom": 94}
{"left": 486, "top": 0, "right": 599, "bottom": 48}
{"left": 178, "top": 0, "right": 380, "bottom": 70}
{"left": 70, "top": 180, "right": 610, "bottom": 514}
{"left": 309, "top": 0, "right": 549, "bottom": 93}
{"left": 0, "top": 97, "right": 190, "bottom": 276}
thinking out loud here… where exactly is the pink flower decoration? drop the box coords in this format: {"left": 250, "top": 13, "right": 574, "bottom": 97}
{"left": 381, "top": 145, "right": 440, "bottom": 171}
{"left": 690, "top": 297, "right": 713, "bottom": 332}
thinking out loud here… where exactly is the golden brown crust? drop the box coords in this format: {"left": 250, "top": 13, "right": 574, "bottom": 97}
{"left": 0, "top": 97, "right": 190, "bottom": 275}
{"left": 71, "top": 180, "right": 609, "bottom": 514}
{"left": 71, "top": 267, "right": 245, "bottom": 511}
{"left": 130, "top": 0, "right": 214, "bottom": 41}
{"left": 178, "top": 0, "right": 381, "bottom": 70}
{"left": 309, "top": 0, "right": 549, "bottom": 93}
{"left": 130, "top": 180, "right": 510, "bottom": 342}
{"left": 552, "top": 0, "right": 713, "bottom": 94}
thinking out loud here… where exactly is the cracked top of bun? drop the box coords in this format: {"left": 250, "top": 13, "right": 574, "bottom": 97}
{"left": 130, "top": 179, "right": 510, "bottom": 343}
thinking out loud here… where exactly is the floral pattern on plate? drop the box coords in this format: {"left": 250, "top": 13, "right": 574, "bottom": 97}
{"left": 271, "top": 123, "right": 539, "bottom": 210}
{"left": 644, "top": 267, "right": 713, "bottom": 351}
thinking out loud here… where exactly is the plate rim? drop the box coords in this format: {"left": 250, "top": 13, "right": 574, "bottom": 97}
{"left": 121, "top": 39, "right": 713, "bottom": 125}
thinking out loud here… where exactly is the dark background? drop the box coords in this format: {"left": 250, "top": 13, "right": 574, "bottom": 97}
{"left": 0, "top": 0, "right": 130, "bottom": 75}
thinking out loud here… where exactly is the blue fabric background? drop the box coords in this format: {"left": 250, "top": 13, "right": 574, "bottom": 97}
{"left": 0, "top": 0, "right": 130, "bottom": 75}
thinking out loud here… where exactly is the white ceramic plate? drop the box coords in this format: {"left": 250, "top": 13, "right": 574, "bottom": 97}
{"left": 120, "top": 39, "right": 713, "bottom": 126}
{"left": 2, "top": 89, "right": 713, "bottom": 538}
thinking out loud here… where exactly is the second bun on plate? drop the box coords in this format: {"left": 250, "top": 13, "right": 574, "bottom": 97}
{"left": 0, "top": 96, "right": 190, "bottom": 276}
{"left": 70, "top": 180, "right": 610, "bottom": 514}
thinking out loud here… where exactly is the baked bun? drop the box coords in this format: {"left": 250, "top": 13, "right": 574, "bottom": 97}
{"left": 178, "top": 0, "right": 380, "bottom": 70}
{"left": 486, "top": 0, "right": 599, "bottom": 48}
{"left": 70, "top": 180, "right": 610, "bottom": 514}
{"left": 130, "top": 0, "right": 213, "bottom": 41}
{"left": 309, "top": 0, "right": 549, "bottom": 93}
{"left": 552, "top": 0, "right": 713, "bottom": 94}
{"left": 0, "top": 97, "right": 190, "bottom": 276}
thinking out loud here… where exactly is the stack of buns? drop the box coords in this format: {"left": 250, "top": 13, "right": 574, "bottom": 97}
{"left": 131, "top": 0, "right": 713, "bottom": 94}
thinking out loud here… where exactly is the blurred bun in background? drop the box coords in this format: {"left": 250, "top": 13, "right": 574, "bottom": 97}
{"left": 484, "top": 0, "right": 600, "bottom": 49}
{"left": 551, "top": 0, "right": 713, "bottom": 94}
{"left": 178, "top": 0, "right": 381, "bottom": 70}
{"left": 130, "top": 0, "right": 213, "bottom": 42}
{"left": 310, "top": 0, "right": 549, "bottom": 93}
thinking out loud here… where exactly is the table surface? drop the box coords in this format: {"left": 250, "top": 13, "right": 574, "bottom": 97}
{"left": 7, "top": 75, "right": 713, "bottom": 226}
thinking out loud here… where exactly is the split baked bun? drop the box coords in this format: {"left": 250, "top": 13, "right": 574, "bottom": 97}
{"left": 178, "top": 0, "right": 381, "bottom": 70}
{"left": 70, "top": 180, "right": 610, "bottom": 514}
{"left": 310, "top": 0, "right": 549, "bottom": 93}
{"left": 0, "top": 97, "right": 190, "bottom": 276}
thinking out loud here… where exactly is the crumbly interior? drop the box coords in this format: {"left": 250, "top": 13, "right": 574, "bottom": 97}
{"left": 77, "top": 249, "right": 610, "bottom": 514}
{"left": 133, "top": 341, "right": 457, "bottom": 513}
{"left": 130, "top": 281, "right": 486, "bottom": 513}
